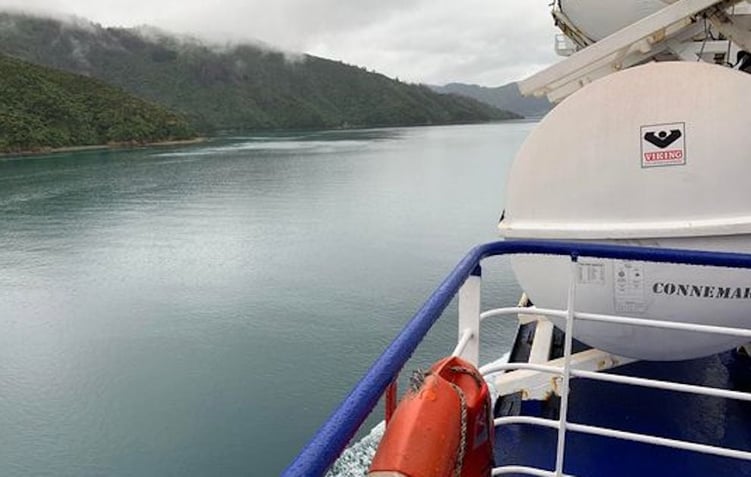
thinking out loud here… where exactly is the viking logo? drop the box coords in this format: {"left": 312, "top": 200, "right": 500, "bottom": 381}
{"left": 640, "top": 122, "right": 686, "bottom": 168}
{"left": 644, "top": 129, "right": 682, "bottom": 149}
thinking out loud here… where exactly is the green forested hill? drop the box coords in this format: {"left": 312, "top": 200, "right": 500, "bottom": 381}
{"left": 0, "top": 12, "right": 520, "bottom": 132}
{"left": 0, "top": 53, "right": 195, "bottom": 153}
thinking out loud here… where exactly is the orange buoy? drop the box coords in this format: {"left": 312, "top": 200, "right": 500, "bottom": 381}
{"left": 369, "top": 356, "right": 494, "bottom": 477}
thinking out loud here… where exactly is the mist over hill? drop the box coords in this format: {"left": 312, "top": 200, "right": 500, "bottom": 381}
{"left": 0, "top": 12, "right": 521, "bottom": 132}
{"left": 430, "top": 82, "right": 552, "bottom": 118}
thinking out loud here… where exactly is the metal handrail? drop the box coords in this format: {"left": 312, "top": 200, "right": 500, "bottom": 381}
{"left": 472, "top": 303, "right": 751, "bottom": 477}
{"left": 492, "top": 415, "right": 751, "bottom": 462}
{"left": 282, "top": 240, "right": 751, "bottom": 477}
{"left": 481, "top": 360, "right": 751, "bottom": 404}
{"left": 484, "top": 265, "right": 751, "bottom": 475}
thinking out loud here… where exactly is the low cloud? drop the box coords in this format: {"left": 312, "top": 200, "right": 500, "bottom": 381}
{"left": 304, "top": 0, "right": 559, "bottom": 85}
{"left": 0, "top": 0, "right": 560, "bottom": 86}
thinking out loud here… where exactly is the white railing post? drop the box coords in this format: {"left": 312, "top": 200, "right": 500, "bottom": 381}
{"left": 458, "top": 265, "right": 482, "bottom": 365}
{"left": 554, "top": 256, "right": 578, "bottom": 477}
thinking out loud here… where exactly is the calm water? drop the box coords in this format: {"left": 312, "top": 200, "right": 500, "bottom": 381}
{"left": 0, "top": 122, "right": 532, "bottom": 476}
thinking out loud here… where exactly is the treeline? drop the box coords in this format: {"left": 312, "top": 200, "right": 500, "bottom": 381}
{"left": 0, "top": 12, "right": 521, "bottom": 133}
{"left": 0, "top": 53, "right": 195, "bottom": 153}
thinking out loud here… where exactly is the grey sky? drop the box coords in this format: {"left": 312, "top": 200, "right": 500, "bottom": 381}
{"left": 0, "top": 0, "right": 561, "bottom": 86}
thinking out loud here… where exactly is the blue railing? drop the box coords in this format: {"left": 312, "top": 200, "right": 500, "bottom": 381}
{"left": 282, "top": 239, "right": 751, "bottom": 477}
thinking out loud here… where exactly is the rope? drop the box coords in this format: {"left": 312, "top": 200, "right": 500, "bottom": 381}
{"left": 450, "top": 382, "right": 468, "bottom": 477}
{"left": 409, "top": 368, "right": 427, "bottom": 393}
{"left": 408, "top": 363, "right": 478, "bottom": 475}
{"left": 450, "top": 365, "right": 485, "bottom": 388}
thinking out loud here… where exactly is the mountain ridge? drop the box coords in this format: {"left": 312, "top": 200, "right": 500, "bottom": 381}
{"left": 0, "top": 11, "right": 521, "bottom": 133}
{"left": 429, "top": 82, "right": 552, "bottom": 118}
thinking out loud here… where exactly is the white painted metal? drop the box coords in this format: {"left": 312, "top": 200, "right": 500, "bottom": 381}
{"left": 519, "top": 0, "right": 742, "bottom": 101}
{"left": 572, "top": 369, "right": 751, "bottom": 402}
{"left": 482, "top": 306, "right": 751, "bottom": 340}
{"left": 504, "top": 61, "right": 751, "bottom": 360}
{"left": 495, "top": 415, "right": 561, "bottom": 430}
{"left": 553, "top": 261, "right": 578, "bottom": 476}
{"left": 493, "top": 416, "right": 751, "bottom": 462}
{"left": 452, "top": 328, "right": 474, "bottom": 358}
{"left": 481, "top": 306, "right": 529, "bottom": 321}
{"left": 485, "top": 361, "right": 563, "bottom": 378}
{"left": 528, "top": 319, "right": 554, "bottom": 364}
{"left": 481, "top": 306, "right": 567, "bottom": 322}
{"left": 479, "top": 303, "right": 751, "bottom": 399}
{"left": 566, "top": 423, "right": 751, "bottom": 461}
{"left": 482, "top": 305, "right": 751, "bottom": 361}
{"left": 485, "top": 357, "right": 751, "bottom": 403}
{"left": 484, "top": 350, "right": 634, "bottom": 400}
{"left": 506, "top": 62, "right": 751, "bottom": 240}
{"left": 559, "top": 0, "right": 667, "bottom": 41}
{"left": 493, "top": 466, "right": 571, "bottom": 477}
{"left": 510, "top": 252, "right": 751, "bottom": 361}
{"left": 551, "top": 9, "right": 593, "bottom": 51}
{"left": 576, "top": 311, "right": 751, "bottom": 338}
{"left": 554, "top": 34, "right": 579, "bottom": 57}
{"left": 458, "top": 274, "right": 481, "bottom": 365}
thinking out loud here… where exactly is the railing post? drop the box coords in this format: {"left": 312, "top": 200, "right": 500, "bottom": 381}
{"left": 555, "top": 255, "right": 579, "bottom": 477}
{"left": 458, "top": 265, "right": 482, "bottom": 365}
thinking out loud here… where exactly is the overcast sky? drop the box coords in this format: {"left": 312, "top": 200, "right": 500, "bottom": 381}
{"left": 0, "top": 0, "right": 561, "bottom": 86}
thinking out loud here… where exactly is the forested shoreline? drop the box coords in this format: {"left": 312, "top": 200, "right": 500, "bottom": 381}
{"left": 0, "top": 53, "right": 196, "bottom": 153}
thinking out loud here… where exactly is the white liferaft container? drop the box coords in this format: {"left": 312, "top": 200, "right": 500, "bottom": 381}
{"left": 500, "top": 62, "right": 751, "bottom": 361}
{"left": 559, "top": 0, "right": 667, "bottom": 41}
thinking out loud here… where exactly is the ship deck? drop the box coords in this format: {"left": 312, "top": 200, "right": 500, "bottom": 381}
{"left": 494, "top": 349, "right": 751, "bottom": 476}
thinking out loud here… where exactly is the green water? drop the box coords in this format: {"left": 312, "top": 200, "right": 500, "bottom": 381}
{"left": 0, "top": 123, "right": 532, "bottom": 476}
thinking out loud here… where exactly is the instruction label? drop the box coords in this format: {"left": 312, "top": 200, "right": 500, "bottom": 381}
{"left": 614, "top": 261, "right": 646, "bottom": 314}
{"left": 577, "top": 262, "right": 605, "bottom": 285}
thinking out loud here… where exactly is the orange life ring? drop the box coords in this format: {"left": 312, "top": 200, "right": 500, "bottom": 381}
{"left": 369, "top": 356, "right": 494, "bottom": 477}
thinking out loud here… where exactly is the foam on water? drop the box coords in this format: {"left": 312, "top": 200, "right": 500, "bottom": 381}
{"left": 154, "top": 139, "right": 370, "bottom": 158}
{"left": 326, "top": 421, "right": 385, "bottom": 477}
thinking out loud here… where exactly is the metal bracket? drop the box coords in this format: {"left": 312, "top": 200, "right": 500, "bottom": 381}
{"left": 520, "top": 0, "right": 745, "bottom": 102}
{"left": 490, "top": 348, "right": 635, "bottom": 401}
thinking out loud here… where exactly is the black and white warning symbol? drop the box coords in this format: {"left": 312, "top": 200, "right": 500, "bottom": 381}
{"left": 640, "top": 122, "right": 686, "bottom": 168}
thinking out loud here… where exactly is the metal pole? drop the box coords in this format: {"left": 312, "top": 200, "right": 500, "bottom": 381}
{"left": 554, "top": 256, "right": 578, "bottom": 476}
{"left": 458, "top": 265, "right": 482, "bottom": 365}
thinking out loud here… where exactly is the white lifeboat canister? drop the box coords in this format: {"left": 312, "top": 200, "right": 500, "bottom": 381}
{"left": 558, "top": 0, "right": 667, "bottom": 41}
{"left": 500, "top": 62, "right": 751, "bottom": 361}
